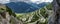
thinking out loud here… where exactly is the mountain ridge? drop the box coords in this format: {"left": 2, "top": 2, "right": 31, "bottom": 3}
{"left": 6, "top": 2, "right": 48, "bottom": 13}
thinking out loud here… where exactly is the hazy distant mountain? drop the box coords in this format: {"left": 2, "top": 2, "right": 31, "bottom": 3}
{"left": 6, "top": 2, "right": 48, "bottom": 13}
{"left": 0, "top": 4, "right": 6, "bottom": 9}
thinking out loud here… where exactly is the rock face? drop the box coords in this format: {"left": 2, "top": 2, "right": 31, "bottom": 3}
{"left": 0, "top": 4, "right": 23, "bottom": 24}
{"left": 0, "top": 4, "right": 10, "bottom": 24}
{"left": 48, "top": 0, "right": 60, "bottom": 24}
{"left": 0, "top": 4, "right": 6, "bottom": 18}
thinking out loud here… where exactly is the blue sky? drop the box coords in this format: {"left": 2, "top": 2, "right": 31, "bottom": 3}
{"left": 0, "top": 0, "right": 53, "bottom": 4}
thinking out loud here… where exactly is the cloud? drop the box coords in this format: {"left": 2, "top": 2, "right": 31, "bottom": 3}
{"left": 0, "top": 0, "right": 30, "bottom": 4}
{"left": 0, "top": 0, "right": 53, "bottom": 4}
{"left": 0, "top": 0, "right": 10, "bottom": 4}
{"left": 10, "top": 0, "right": 30, "bottom": 2}
{"left": 44, "top": 0, "right": 53, "bottom": 2}
{"left": 30, "top": 0, "right": 53, "bottom": 4}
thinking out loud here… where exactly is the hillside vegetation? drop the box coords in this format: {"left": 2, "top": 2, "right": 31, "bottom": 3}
{"left": 0, "top": 3, "right": 52, "bottom": 24}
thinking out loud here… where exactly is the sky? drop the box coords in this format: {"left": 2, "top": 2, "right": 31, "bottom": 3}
{"left": 0, "top": 0, "right": 10, "bottom": 4}
{"left": 30, "top": 0, "right": 53, "bottom": 4}
{"left": 0, "top": 0, "right": 53, "bottom": 4}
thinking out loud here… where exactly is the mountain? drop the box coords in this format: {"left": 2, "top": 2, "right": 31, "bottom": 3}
{"left": 0, "top": 4, "right": 6, "bottom": 8}
{"left": 38, "top": 2, "right": 48, "bottom": 7}
{"left": 6, "top": 2, "right": 48, "bottom": 13}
